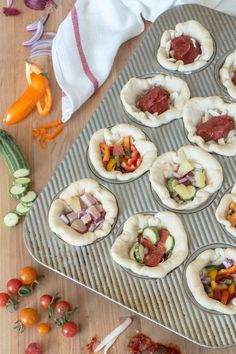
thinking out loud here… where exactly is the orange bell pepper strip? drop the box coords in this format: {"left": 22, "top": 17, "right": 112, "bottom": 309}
{"left": 40, "top": 120, "right": 62, "bottom": 129}
{"left": 123, "top": 136, "right": 131, "bottom": 151}
{"left": 228, "top": 282, "right": 235, "bottom": 295}
{"left": 25, "top": 60, "right": 52, "bottom": 117}
{"left": 3, "top": 73, "right": 48, "bottom": 125}
{"left": 45, "top": 125, "right": 63, "bottom": 141}
{"left": 219, "top": 265, "right": 236, "bottom": 275}
{"left": 220, "top": 289, "right": 229, "bottom": 305}
{"left": 32, "top": 128, "right": 39, "bottom": 139}
{"left": 99, "top": 142, "right": 110, "bottom": 162}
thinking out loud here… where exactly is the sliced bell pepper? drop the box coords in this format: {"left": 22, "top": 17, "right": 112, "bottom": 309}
{"left": 228, "top": 282, "right": 236, "bottom": 295}
{"left": 106, "top": 158, "right": 116, "bottom": 171}
{"left": 3, "top": 73, "right": 48, "bottom": 125}
{"left": 32, "top": 128, "right": 39, "bottom": 139}
{"left": 100, "top": 142, "right": 110, "bottom": 162}
{"left": 220, "top": 289, "right": 229, "bottom": 305}
{"left": 219, "top": 264, "right": 236, "bottom": 274}
{"left": 211, "top": 280, "right": 228, "bottom": 291}
{"left": 40, "top": 120, "right": 62, "bottom": 129}
{"left": 208, "top": 269, "right": 218, "bottom": 282}
{"left": 123, "top": 136, "right": 131, "bottom": 151}
{"left": 128, "top": 144, "right": 139, "bottom": 165}
{"left": 45, "top": 125, "right": 63, "bottom": 141}
{"left": 25, "top": 60, "right": 52, "bottom": 117}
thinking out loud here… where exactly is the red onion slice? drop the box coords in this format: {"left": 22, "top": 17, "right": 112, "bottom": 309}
{"left": 29, "top": 49, "right": 52, "bottom": 58}
{"left": 7, "top": 0, "right": 13, "bottom": 7}
{"left": 26, "top": 14, "right": 49, "bottom": 32}
{"left": 31, "top": 39, "right": 53, "bottom": 50}
{"left": 178, "top": 176, "right": 188, "bottom": 184}
{"left": 43, "top": 31, "right": 56, "bottom": 37}
{"left": 23, "top": 20, "right": 44, "bottom": 47}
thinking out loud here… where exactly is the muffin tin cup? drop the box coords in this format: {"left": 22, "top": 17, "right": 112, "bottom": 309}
{"left": 182, "top": 242, "right": 236, "bottom": 316}
{"left": 24, "top": 4, "right": 236, "bottom": 348}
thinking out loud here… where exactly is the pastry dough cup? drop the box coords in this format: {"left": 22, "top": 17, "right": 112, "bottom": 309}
{"left": 216, "top": 183, "right": 236, "bottom": 239}
{"left": 48, "top": 178, "right": 119, "bottom": 246}
{"left": 111, "top": 211, "right": 188, "bottom": 278}
{"left": 184, "top": 244, "right": 236, "bottom": 315}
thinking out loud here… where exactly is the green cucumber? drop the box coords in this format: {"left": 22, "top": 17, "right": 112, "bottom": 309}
{"left": 14, "top": 177, "right": 31, "bottom": 187}
{"left": 225, "top": 279, "right": 234, "bottom": 285}
{"left": 143, "top": 226, "right": 159, "bottom": 245}
{"left": 15, "top": 203, "right": 30, "bottom": 216}
{"left": 20, "top": 191, "right": 37, "bottom": 205}
{"left": 166, "top": 178, "right": 178, "bottom": 193}
{"left": 204, "top": 285, "right": 213, "bottom": 294}
{"left": 3, "top": 212, "right": 20, "bottom": 227}
{"left": 10, "top": 185, "right": 28, "bottom": 199}
{"left": 165, "top": 235, "right": 175, "bottom": 255}
{"left": 134, "top": 243, "right": 145, "bottom": 263}
{"left": 0, "top": 130, "right": 29, "bottom": 177}
{"left": 114, "top": 156, "right": 121, "bottom": 167}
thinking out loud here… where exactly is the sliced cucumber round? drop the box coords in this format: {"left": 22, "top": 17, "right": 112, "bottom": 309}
{"left": 14, "top": 177, "right": 31, "bottom": 187}
{"left": 165, "top": 235, "right": 175, "bottom": 255}
{"left": 13, "top": 168, "right": 30, "bottom": 179}
{"left": 20, "top": 191, "right": 37, "bottom": 205}
{"left": 143, "top": 226, "right": 159, "bottom": 245}
{"left": 166, "top": 178, "right": 178, "bottom": 193}
{"left": 10, "top": 185, "right": 28, "bottom": 199}
{"left": 4, "top": 212, "right": 20, "bottom": 227}
{"left": 134, "top": 243, "right": 145, "bottom": 264}
{"left": 16, "top": 203, "right": 30, "bottom": 216}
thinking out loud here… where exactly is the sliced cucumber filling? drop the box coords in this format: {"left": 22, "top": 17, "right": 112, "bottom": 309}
{"left": 165, "top": 235, "right": 175, "bottom": 255}
{"left": 14, "top": 177, "right": 31, "bottom": 187}
{"left": 166, "top": 178, "right": 178, "bottom": 193}
{"left": 4, "top": 212, "right": 20, "bottom": 227}
{"left": 13, "top": 168, "right": 30, "bottom": 179}
{"left": 134, "top": 243, "right": 145, "bottom": 264}
{"left": 20, "top": 191, "right": 37, "bottom": 205}
{"left": 16, "top": 203, "right": 30, "bottom": 216}
{"left": 143, "top": 226, "right": 159, "bottom": 245}
{"left": 10, "top": 185, "right": 28, "bottom": 199}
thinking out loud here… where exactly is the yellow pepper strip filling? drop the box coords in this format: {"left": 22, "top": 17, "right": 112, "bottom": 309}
{"left": 106, "top": 158, "right": 116, "bottom": 171}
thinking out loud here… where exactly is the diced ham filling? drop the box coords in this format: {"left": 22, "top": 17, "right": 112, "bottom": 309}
{"left": 170, "top": 35, "right": 201, "bottom": 64}
{"left": 60, "top": 193, "right": 106, "bottom": 234}
{"left": 196, "top": 115, "right": 235, "bottom": 142}
{"left": 138, "top": 87, "right": 170, "bottom": 114}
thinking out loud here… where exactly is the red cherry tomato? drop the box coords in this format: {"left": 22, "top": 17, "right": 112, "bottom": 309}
{"left": 19, "top": 266, "right": 37, "bottom": 285}
{"left": 55, "top": 300, "right": 71, "bottom": 315}
{"left": 0, "top": 292, "right": 10, "bottom": 307}
{"left": 61, "top": 321, "right": 78, "bottom": 337}
{"left": 40, "top": 294, "right": 52, "bottom": 309}
{"left": 25, "top": 343, "right": 42, "bottom": 354}
{"left": 7, "top": 278, "right": 22, "bottom": 295}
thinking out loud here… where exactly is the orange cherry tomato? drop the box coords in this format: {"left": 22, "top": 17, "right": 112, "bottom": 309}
{"left": 19, "top": 266, "right": 37, "bottom": 285}
{"left": 37, "top": 323, "right": 50, "bottom": 335}
{"left": 19, "top": 308, "right": 40, "bottom": 327}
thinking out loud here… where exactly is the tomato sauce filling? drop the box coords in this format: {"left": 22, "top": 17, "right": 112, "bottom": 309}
{"left": 138, "top": 87, "right": 170, "bottom": 115}
{"left": 170, "top": 35, "right": 201, "bottom": 64}
{"left": 100, "top": 136, "right": 142, "bottom": 173}
{"left": 196, "top": 115, "right": 235, "bottom": 142}
{"left": 128, "top": 333, "right": 181, "bottom": 354}
{"left": 232, "top": 71, "right": 236, "bottom": 86}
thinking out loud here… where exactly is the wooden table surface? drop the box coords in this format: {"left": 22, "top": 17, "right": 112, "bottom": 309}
{"left": 0, "top": 2, "right": 235, "bottom": 353}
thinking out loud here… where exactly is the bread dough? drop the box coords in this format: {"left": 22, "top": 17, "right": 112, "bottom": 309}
{"left": 220, "top": 49, "right": 236, "bottom": 99}
{"left": 149, "top": 145, "right": 223, "bottom": 210}
{"left": 111, "top": 212, "right": 188, "bottom": 278}
{"left": 49, "top": 178, "right": 118, "bottom": 246}
{"left": 157, "top": 20, "right": 214, "bottom": 72}
{"left": 186, "top": 248, "right": 236, "bottom": 314}
{"left": 120, "top": 75, "right": 190, "bottom": 127}
{"left": 88, "top": 124, "right": 157, "bottom": 181}
{"left": 183, "top": 96, "right": 236, "bottom": 156}
{"left": 216, "top": 183, "right": 236, "bottom": 238}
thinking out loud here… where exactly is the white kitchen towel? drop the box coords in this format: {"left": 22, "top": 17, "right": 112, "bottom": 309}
{"left": 52, "top": 0, "right": 235, "bottom": 122}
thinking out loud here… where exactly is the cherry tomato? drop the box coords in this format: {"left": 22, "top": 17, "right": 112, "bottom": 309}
{"left": 37, "top": 323, "right": 50, "bottom": 335}
{"left": 61, "top": 321, "right": 78, "bottom": 337}
{"left": 25, "top": 343, "right": 42, "bottom": 354}
{"left": 19, "top": 308, "right": 40, "bottom": 327}
{"left": 40, "top": 294, "right": 52, "bottom": 309}
{"left": 0, "top": 292, "right": 10, "bottom": 307}
{"left": 55, "top": 300, "right": 71, "bottom": 315}
{"left": 19, "top": 267, "right": 37, "bottom": 285}
{"left": 7, "top": 278, "right": 22, "bottom": 295}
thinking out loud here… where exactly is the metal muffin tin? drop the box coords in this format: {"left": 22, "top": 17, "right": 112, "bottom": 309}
{"left": 24, "top": 4, "right": 236, "bottom": 348}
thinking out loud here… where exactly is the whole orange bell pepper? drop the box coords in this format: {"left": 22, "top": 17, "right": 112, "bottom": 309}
{"left": 3, "top": 73, "right": 48, "bottom": 125}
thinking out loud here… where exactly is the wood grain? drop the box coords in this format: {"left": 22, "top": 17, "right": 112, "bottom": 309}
{"left": 0, "top": 1, "right": 234, "bottom": 353}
